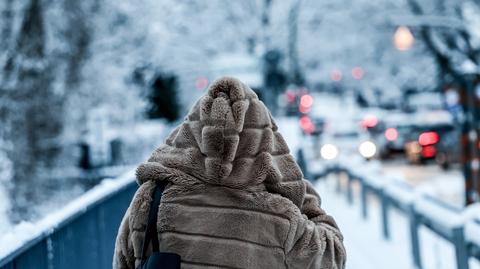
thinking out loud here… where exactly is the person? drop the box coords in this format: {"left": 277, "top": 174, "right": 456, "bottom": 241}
{"left": 113, "top": 77, "right": 346, "bottom": 269}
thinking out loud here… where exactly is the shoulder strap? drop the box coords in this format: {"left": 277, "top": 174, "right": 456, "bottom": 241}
{"left": 140, "top": 181, "right": 167, "bottom": 260}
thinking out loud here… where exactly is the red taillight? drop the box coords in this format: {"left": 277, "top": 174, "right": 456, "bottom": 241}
{"left": 421, "top": 145, "right": 436, "bottom": 158}
{"left": 385, "top": 128, "right": 398, "bottom": 141}
{"left": 299, "top": 94, "right": 313, "bottom": 114}
{"left": 361, "top": 115, "right": 378, "bottom": 128}
{"left": 418, "top": 132, "right": 439, "bottom": 146}
{"left": 286, "top": 90, "right": 296, "bottom": 104}
{"left": 299, "top": 106, "right": 310, "bottom": 113}
{"left": 300, "top": 95, "right": 313, "bottom": 107}
{"left": 299, "top": 116, "right": 315, "bottom": 134}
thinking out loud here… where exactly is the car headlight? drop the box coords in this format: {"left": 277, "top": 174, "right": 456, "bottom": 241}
{"left": 359, "top": 141, "right": 377, "bottom": 158}
{"left": 321, "top": 144, "right": 339, "bottom": 160}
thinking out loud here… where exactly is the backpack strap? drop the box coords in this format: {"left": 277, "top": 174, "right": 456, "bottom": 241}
{"left": 140, "top": 181, "right": 167, "bottom": 260}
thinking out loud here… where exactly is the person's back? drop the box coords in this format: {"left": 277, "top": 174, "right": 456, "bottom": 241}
{"left": 114, "top": 77, "right": 346, "bottom": 269}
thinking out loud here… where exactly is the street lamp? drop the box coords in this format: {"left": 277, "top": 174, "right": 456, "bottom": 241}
{"left": 394, "top": 26, "right": 415, "bottom": 51}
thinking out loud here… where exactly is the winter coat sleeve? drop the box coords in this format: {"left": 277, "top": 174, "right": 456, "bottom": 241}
{"left": 113, "top": 206, "right": 136, "bottom": 269}
{"left": 285, "top": 180, "right": 346, "bottom": 269}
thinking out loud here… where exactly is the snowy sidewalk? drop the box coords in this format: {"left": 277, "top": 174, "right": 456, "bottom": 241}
{"left": 315, "top": 177, "right": 412, "bottom": 269}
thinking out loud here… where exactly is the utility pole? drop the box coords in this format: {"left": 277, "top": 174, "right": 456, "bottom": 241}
{"left": 462, "top": 68, "right": 480, "bottom": 204}
{"left": 287, "top": 0, "right": 304, "bottom": 86}
{"left": 261, "top": 0, "right": 272, "bottom": 52}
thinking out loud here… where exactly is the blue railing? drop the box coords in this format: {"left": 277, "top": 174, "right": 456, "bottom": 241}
{"left": 314, "top": 165, "right": 480, "bottom": 269}
{"left": 0, "top": 172, "right": 137, "bottom": 269}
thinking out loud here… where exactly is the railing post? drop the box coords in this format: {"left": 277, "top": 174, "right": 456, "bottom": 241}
{"left": 360, "top": 178, "right": 368, "bottom": 219}
{"left": 452, "top": 226, "right": 469, "bottom": 269}
{"left": 380, "top": 190, "right": 390, "bottom": 240}
{"left": 336, "top": 171, "right": 342, "bottom": 194}
{"left": 346, "top": 173, "right": 353, "bottom": 205}
{"left": 408, "top": 204, "right": 422, "bottom": 269}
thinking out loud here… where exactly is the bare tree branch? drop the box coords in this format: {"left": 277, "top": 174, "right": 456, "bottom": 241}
{"left": 407, "top": 0, "right": 467, "bottom": 83}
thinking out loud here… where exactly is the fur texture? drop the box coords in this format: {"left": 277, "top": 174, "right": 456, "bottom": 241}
{"left": 113, "top": 77, "right": 346, "bottom": 269}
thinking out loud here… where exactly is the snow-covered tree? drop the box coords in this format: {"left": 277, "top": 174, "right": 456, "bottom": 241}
{"left": 2, "top": 0, "right": 470, "bottom": 219}
{"left": 0, "top": 0, "right": 64, "bottom": 218}
{"left": 405, "top": 0, "right": 480, "bottom": 84}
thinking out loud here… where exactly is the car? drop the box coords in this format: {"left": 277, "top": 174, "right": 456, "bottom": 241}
{"left": 404, "top": 123, "right": 459, "bottom": 167}
{"left": 299, "top": 115, "right": 325, "bottom": 136}
{"left": 378, "top": 123, "right": 417, "bottom": 159}
{"left": 282, "top": 87, "right": 311, "bottom": 117}
{"left": 361, "top": 111, "right": 413, "bottom": 159}
{"left": 378, "top": 119, "right": 416, "bottom": 159}
{"left": 317, "top": 120, "right": 376, "bottom": 161}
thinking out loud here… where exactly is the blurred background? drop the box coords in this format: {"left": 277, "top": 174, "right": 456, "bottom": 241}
{"left": 1, "top": 0, "right": 480, "bottom": 268}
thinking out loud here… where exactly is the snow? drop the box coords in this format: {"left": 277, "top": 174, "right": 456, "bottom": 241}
{"left": 413, "top": 110, "right": 453, "bottom": 125}
{"left": 385, "top": 180, "right": 416, "bottom": 205}
{"left": 210, "top": 53, "right": 262, "bottom": 89}
{"left": 382, "top": 112, "right": 411, "bottom": 126}
{"left": 465, "top": 218, "right": 480, "bottom": 246}
{"left": 0, "top": 169, "right": 136, "bottom": 260}
{"left": 276, "top": 117, "right": 303, "bottom": 155}
{"left": 316, "top": 177, "right": 413, "bottom": 269}
{"left": 414, "top": 196, "right": 463, "bottom": 229}
{"left": 407, "top": 93, "right": 444, "bottom": 112}
{"left": 326, "top": 158, "right": 476, "bottom": 236}
{"left": 463, "top": 2, "right": 480, "bottom": 50}
{"left": 464, "top": 204, "right": 480, "bottom": 246}
{"left": 415, "top": 174, "right": 466, "bottom": 207}
{"left": 359, "top": 164, "right": 390, "bottom": 189}
{"left": 0, "top": 186, "right": 11, "bottom": 235}
{"left": 460, "top": 59, "right": 480, "bottom": 75}
{"left": 0, "top": 145, "right": 13, "bottom": 235}
{"left": 316, "top": 174, "right": 480, "bottom": 269}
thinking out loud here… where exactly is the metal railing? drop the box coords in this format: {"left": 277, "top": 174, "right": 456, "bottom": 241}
{"left": 314, "top": 165, "right": 480, "bottom": 269}
{"left": 0, "top": 173, "right": 137, "bottom": 269}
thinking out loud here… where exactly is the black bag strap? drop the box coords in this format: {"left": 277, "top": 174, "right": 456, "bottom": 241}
{"left": 140, "top": 181, "right": 167, "bottom": 260}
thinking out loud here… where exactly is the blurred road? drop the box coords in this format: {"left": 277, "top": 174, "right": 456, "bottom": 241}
{"left": 381, "top": 160, "right": 464, "bottom": 206}
{"left": 382, "top": 161, "right": 462, "bottom": 185}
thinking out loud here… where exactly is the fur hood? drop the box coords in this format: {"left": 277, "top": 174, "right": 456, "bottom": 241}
{"left": 136, "top": 77, "right": 307, "bottom": 208}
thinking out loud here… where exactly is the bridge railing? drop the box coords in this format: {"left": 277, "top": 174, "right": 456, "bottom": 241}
{"left": 0, "top": 171, "right": 137, "bottom": 269}
{"left": 314, "top": 165, "right": 480, "bottom": 269}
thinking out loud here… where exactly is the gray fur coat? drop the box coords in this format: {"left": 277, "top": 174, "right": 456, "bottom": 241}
{"left": 113, "top": 77, "right": 346, "bottom": 269}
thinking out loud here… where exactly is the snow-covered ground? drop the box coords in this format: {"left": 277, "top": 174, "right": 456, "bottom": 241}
{"left": 316, "top": 176, "right": 412, "bottom": 269}
{"left": 316, "top": 175, "right": 480, "bottom": 269}
{"left": 382, "top": 161, "right": 465, "bottom": 206}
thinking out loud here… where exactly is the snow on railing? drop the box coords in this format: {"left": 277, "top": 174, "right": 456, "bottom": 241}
{"left": 313, "top": 163, "right": 480, "bottom": 269}
{"left": 0, "top": 169, "right": 137, "bottom": 268}
{"left": 465, "top": 213, "right": 480, "bottom": 260}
